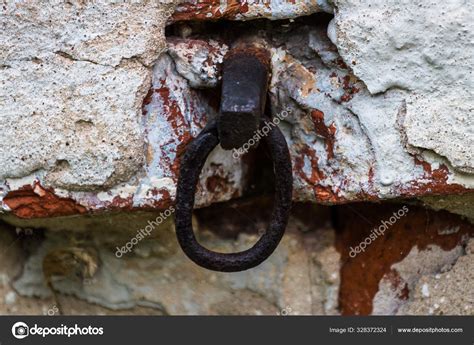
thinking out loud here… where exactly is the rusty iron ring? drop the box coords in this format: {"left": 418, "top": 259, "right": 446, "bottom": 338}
{"left": 175, "top": 118, "right": 293, "bottom": 272}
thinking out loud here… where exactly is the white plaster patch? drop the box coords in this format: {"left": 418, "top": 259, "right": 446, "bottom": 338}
{"left": 168, "top": 39, "right": 228, "bottom": 88}
{"left": 5, "top": 174, "right": 38, "bottom": 191}
{"left": 334, "top": 0, "right": 474, "bottom": 174}
{"left": 421, "top": 283, "right": 430, "bottom": 298}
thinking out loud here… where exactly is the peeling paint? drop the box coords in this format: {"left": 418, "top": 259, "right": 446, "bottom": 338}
{"left": 3, "top": 182, "right": 87, "bottom": 219}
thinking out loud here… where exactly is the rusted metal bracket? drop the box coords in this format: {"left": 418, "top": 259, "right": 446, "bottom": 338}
{"left": 218, "top": 45, "right": 271, "bottom": 150}
{"left": 175, "top": 45, "right": 293, "bottom": 272}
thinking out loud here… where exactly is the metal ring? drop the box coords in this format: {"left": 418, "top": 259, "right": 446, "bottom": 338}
{"left": 175, "top": 118, "right": 293, "bottom": 272}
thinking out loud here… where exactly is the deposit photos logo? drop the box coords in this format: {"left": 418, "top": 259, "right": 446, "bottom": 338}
{"left": 115, "top": 206, "right": 175, "bottom": 258}
{"left": 232, "top": 107, "right": 292, "bottom": 159}
{"left": 12, "top": 321, "right": 104, "bottom": 339}
{"left": 349, "top": 205, "right": 409, "bottom": 258}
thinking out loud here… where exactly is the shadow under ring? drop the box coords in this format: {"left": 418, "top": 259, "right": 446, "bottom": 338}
{"left": 175, "top": 118, "right": 293, "bottom": 272}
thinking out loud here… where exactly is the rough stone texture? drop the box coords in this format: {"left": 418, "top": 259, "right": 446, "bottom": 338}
{"left": 0, "top": 225, "right": 163, "bottom": 315}
{"left": 333, "top": 0, "right": 473, "bottom": 175}
{"left": 4, "top": 203, "right": 340, "bottom": 315}
{"left": 0, "top": 1, "right": 174, "bottom": 189}
{"left": 1, "top": 56, "right": 149, "bottom": 191}
{"left": 2, "top": 200, "right": 472, "bottom": 316}
{"left": 0, "top": 0, "right": 473, "bottom": 318}
{"left": 373, "top": 245, "right": 465, "bottom": 315}
{"left": 167, "top": 38, "right": 228, "bottom": 88}
{"left": 421, "top": 194, "right": 474, "bottom": 221}
{"left": 0, "top": 1, "right": 172, "bottom": 205}
{"left": 1, "top": 1, "right": 473, "bottom": 219}
{"left": 0, "top": 1, "right": 246, "bottom": 218}
{"left": 397, "top": 240, "right": 474, "bottom": 315}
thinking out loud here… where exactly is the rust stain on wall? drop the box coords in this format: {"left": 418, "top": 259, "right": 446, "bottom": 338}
{"left": 400, "top": 158, "right": 470, "bottom": 196}
{"left": 153, "top": 80, "right": 194, "bottom": 178}
{"left": 311, "top": 109, "right": 336, "bottom": 160}
{"left": 142, "top": 87, "right": 154, "bottom": 116}
{"left": 155, "top": 79, "right": 189, "bottom": 141}
{"left": 3, "top": 182, "right": 87, "bottom": 219}
{"left": 335, "top": 203, "right": 474, "bottom": 315}
{"left": 340, "top": 74, "right": 360, "bottom": 102}
{"left": 293, "top": 146, "right": 324, "bottom": 185}
{"left": 172, "top": 0, "right": 249, "bottom": 22}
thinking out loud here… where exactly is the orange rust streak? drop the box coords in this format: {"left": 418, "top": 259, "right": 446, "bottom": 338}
{"left": 314, "top": 185, "right": 340, "bottom": 203}
{"left": 311, "top": 109, "right": 336, "bottom": 160}
{"left": 293, "top": 146, "right": 324, "bottom": 185}
{"left": 3, "top": 183, "right": 87, "bottom": 219}
{"left": 336, "top": 203, "right": 474, "bottom": 315}
{"left": 400, "top": 158, "right": 470, "bottom": 196}
{"left": 293, "top": 146, "right": 342, "bottom": 203}
{"left": 154, "top": 79, "right": 193, "bottom": 177}
{"left": 292, "top": 148, "right": 471, "bottom": 204}
{"left": 340, "top": 75, "right": 360, "bottom": 102}
{"left": 155, "top": 79, "right": 187, "bottom": 139}
{"left": 150, "top": 188, "right": 173, "bottom": 210}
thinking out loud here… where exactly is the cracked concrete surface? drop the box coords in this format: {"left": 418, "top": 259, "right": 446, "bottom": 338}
{"left": 1, "top": 1, "right": 172, "bottom": 67}
{"left": 1, "top": 55, "right": 149, "bottom": 190}
{"left": 1, "top": 1, "right": 174, "bottom": 191}
{"left": 333, "top": 0, "right": 474, "bottom": 174}
{"left": 1, "top": 1, "right": 473, "bottom": 217}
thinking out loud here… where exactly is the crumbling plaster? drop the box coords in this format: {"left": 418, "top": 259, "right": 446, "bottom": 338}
{"left": 0, "top": 0, "right": 472, "bottom": 219}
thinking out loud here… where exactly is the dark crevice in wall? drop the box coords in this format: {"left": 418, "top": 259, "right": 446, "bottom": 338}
{"left": 166, "top": 13, "right": 334, "bottom": 43}
{"left": 165, "top": 13, "right": 334, "bottom": 199}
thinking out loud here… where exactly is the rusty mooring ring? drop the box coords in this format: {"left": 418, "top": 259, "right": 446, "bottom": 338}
{"left": 175, "top": 118, "right": 293, "bottom": 272}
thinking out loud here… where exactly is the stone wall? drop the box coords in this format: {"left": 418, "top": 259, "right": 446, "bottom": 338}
{"left": 0, "top": 0, "right": 472, "bottom": 315}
